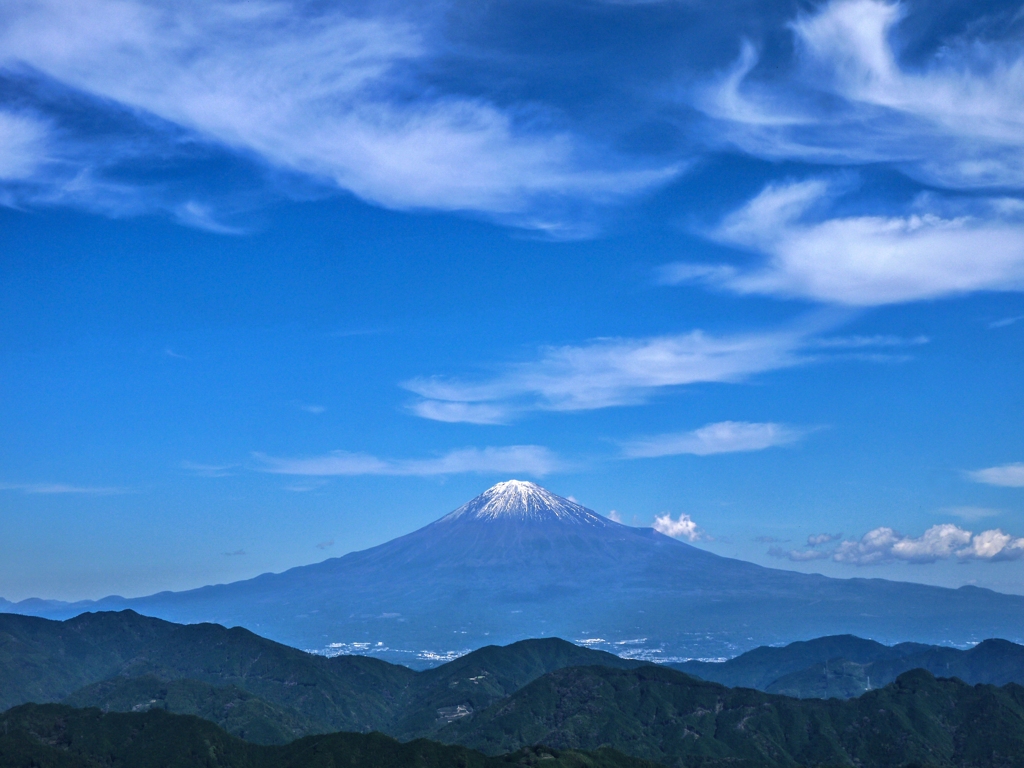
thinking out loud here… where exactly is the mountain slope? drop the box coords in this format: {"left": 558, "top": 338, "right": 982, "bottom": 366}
{"left": 0, "top": 703, "right": 656, "bottom": 768}
{"left": 442, "top": 664, "right": 1024, "bottom": 767}
{"left": 769, "top": 638, "right": 1024, "bottom": 699}
{"left": 0, "top": 611, "right": 647, "bottom": 742}
{"left": 673, "top": 635, "right": 1024, "bottom": 699}
{"left": 671, "top": 635, "right": 937, "bottom": 690}
{"left": 0, "top": 610, "right": 414, "bottom": 734}
{"left": 61, "top": 676, "right": 310, "bottom": 744}
{"left": 7, "top": 481, "right": 1024, "bottom": 662}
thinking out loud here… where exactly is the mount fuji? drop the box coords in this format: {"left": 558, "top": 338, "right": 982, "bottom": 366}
{"left": 6, "top": 480, "right": 1024, "bottom": 665}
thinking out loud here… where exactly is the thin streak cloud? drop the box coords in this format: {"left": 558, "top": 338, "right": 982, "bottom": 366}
{"left": 0, "top": 110, "right": 47, "bottom": 181}
{"left": 621, "top": 421, "right": 806, "bottom": 458}
{"left": 967, "top": 463, "right": 1024, "bottom": 488}
{"left": 406, "top": 326, "right": 812, "bottom": 422}
{"left": 0, "top": 482, "right": 131, "bottom": 495}
{"left": 404, "top": 318, "right": 919, "bottom": 423}
{"left": 254, "top": 445, "right": 563, "bottom": 478}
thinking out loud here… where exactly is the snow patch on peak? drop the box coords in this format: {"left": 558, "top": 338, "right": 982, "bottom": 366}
{"left": 438, "top": 480, "right": 609, "bottom": 525}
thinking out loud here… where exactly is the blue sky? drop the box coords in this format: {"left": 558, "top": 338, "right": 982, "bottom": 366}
{"left": 1, "top": 0, "right": 1023, "bottom": 602}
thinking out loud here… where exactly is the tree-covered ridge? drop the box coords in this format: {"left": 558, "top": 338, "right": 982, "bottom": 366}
{"left": 672, "top": 634, "right": 1024, "bottom": 699}
{"left": 443, "top": 664, "right": 1024, "bottom": 767}
{"left": 0, "top": 611, "right": 644, "bottom": 743}
{"left": 0, "top": 704, "right": 658, "bottom": 768}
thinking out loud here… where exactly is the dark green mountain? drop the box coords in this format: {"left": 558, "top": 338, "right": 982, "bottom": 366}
{"left": 0, "top": 703, "right": 655, "bottom": 768}
{"left": 0, "top": 611, "right": 644, "bottom": 743}
{"left": 0, "top": 609, "right": 414, "bottom": 736}
{"left": 672, "top": 634, "right": 1024, "bottom": 699}
{"left": 61, "top": 676, "right": 309, "bottom": 744}
{"left": 671, "top": 635, "right": 934, "bottom": 690}
{"left": 442, "top": 664, "right": 1024, "bottom": 767}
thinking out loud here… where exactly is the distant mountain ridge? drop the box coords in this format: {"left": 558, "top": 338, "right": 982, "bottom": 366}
{"left": 672, "top": 634, "right": 1024, "bottom": 699}
{"left": 0, "top": 610, "right": 646, "bottom": 743}
{"left": 5, "top": 481, "right": 1024, "bottom": 662}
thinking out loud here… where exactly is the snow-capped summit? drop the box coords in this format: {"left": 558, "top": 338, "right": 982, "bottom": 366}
{"left": 437, "top": 479, "right": 610, "bottom": 526}
{"left": 18, "top": 480, "right": 1024, "bottom": 671}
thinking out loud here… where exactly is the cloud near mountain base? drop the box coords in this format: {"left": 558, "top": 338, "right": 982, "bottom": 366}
{"left": 771, "top": 523, "right": 1024, "bottom": 565}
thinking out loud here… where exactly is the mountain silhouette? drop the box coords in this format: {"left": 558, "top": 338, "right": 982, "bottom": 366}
{"left": 5, "top": 480, "right": 1024, "bottom": 663}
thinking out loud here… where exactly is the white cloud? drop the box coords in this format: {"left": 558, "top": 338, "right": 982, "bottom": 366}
{"left": 406, "top": 326, "right": 811, "bottom": 421}
{"left": 652, "top": 512, "right": 705, "bottom": 541}
{"left": 989, "top": 315, "right": 1024, "bottom": 329}
{"left": 180, "top": 461, "right": 236, "bottom": 478}
{"left": 940, "top": 506, "right": 1001, "bottom": 522}
{"left": 254, "top": 445, "right": 562, "bottom": 477}
{"left": 0, "top": 0, "right": 675, "bottom": 226}
{"left": 621, "top": 420, "right": 805, "bottom": 458}
{"left": 679, "top": 0, "right": 1024, "bottom": 308}
{"left": 769, "top": 546, "right": 830, "bottom": 562}
{"left": 968, "top": 462, "right": 1024, "bottom": 488}
{"left": 607, "top": 510, "right": 623, "bottom": 523}
{"left": 807, "top": 532, "right": 841, "bottom": 546}
{"left": 0, "top": 482, "right": 130, "bottom": 494}
{"left": 408, "top": 400, "right": 510, "bottom": 425}
{"left": 173, "top": 201, "right": 245, "bottom": 234}
{"left": 832, "top": 524, "right": 1024, "bottom": 565}
{"left": 0, "top": 110, "right": 47, "bottom": 180}
{"left": 667, "top": 178, "right": 1024, "bottom": 305}
{"left": 698, "top": 0, "right": 1024, "bottom": 191}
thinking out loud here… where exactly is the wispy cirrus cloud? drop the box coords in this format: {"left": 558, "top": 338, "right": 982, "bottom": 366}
{"left": 989, "top": 315, "right": 1024, "bottom": 329}
{"left": 770, "top": 523, "right": 1024, "bottom": 565}
{"left": 0, "top": 482, "right": 131, "bottom": 495}
{"left": 0, "top": 0, "right": 675, "bottom": 230}
{"left": 663, "top": 178, "right": 1024, "bottom": 305}
{"left": 254, "top": 445, "right": 563, "bottom": 478}
{"left": 621, "top": 421, "right": 807, "bottom": 458}
{"left": 406, "top": 325, "right": 812, "bottom": 422}
{"left": 405, "top": 319, "right": 926, "bottom": 423}
{"left": 940, "top": 506, "right": 1001, "bottom": 522}
{"left": 673, "top": 0, "right": 1024, "bottom": 307}
{"left": 967, "top": 463, "right": 1024, "bottom": 488}
{"left": 0, "top": 110, "right": 47, "bottom": 181}
{"left": 180, "top": 461, "right": 236, "bottom": 478}
{"left": 697, "top": 0, "right": 1024, "bottom": 191}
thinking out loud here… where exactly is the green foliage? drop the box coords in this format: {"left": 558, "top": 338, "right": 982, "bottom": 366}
{"left": 11, "top": 612, "right": 1024, "bottom": 766}
{"left": 673, "top": 635, "right": 1024, "bottom": 699}
{"left": 0, "top": 704, "right": 657, "bottom": 768}
{"left": 0, "top": 610, "right": 416, "bottom": 736}
{"left": 62, "top": 675, "right": 308, "bottom": 744}
{"left": 443, "top": 664, "right": 1024, "bottom": 767}
{"left": 0, "top": 612, "right": 645, "bottom": 744}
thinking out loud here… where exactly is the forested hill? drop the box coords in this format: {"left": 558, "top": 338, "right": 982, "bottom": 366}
{"left": 0, "top": 703, "right": 655, "bottom": 768}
